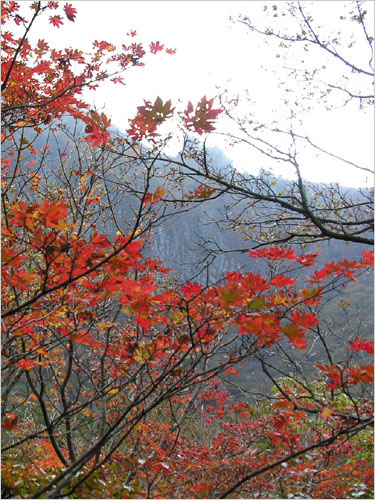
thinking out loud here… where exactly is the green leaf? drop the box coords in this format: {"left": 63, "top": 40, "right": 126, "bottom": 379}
{"left": 247, "top": 296, "right": 266, "bottom": 310}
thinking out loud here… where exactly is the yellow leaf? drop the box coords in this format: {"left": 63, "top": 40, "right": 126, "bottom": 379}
{"left": 171, "top": 311, "right": 185, "bottom": 324}
{"left": 108, "top": 388, "right": 119, "bottom": 395}
{"left": 273, "top": 294, "right": 287, "bottom": 305}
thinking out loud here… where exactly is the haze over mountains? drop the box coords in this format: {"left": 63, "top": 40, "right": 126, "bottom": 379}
{"left": 23, "top": 119, "right": 374, "bottom": 371}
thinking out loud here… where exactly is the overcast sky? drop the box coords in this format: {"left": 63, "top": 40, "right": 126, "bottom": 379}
{"left": 19, "top": 1, "right": 374, "bottom": 187}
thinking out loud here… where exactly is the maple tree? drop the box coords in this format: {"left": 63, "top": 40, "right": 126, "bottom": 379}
{"left": 1, "top": 2, "right": 373, "bottom": 499}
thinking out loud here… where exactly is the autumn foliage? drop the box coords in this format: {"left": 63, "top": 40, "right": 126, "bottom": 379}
{"left": 1, "top": 2, "right": 373, "bottom": 499}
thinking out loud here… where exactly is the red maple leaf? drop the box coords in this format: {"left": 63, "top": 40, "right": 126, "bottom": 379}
{"left": 17, "top": 358, "right": 36, "bottom": 371}
{"left": 91, "top": 234, "right": 111, "bottom": 248}
{"left": 349, "top": 337, "right": 374, "bottom": 355}
{"left": 290, "top": 311, "right": 319, "bottom": 329}
{"left": 347, "top": 365, "right": 374, "bottom": 385}
{"left": 84, "top": 111, "right": 111, "bottom": 147}
{"left": 49, "top": 15, "right": 63, "bottom": 28}
{"left": 14, "top": 14, "right": 26, "bottom": 25}
{"left": 249, "top": 247, "right": 297, "bottom": 261}
{"left": 271, "top": 274, "right": 295, "bottom": 287}
{"left": 127, "top": 97, "right": 174, "bottom": 140}
{"left": 93, "top": 40, "right": 109, "bottom": 52}
{"left": 166, "top": 48, "right": 176, "bottom": 55}
{"left": 63, "top": 3, "right": 77, "bottom": 22}
{"left": 135, "top": 315, "right": 151, "bottom": 329}
{"left": 180, "top": 281, "right": 203, "bottom": 300}
{"left": 150, "top": 41, "right": 164, "bottom": 54}
{"left": 2, "top": 413, "right": 18, "bottom": 430}
{"left": 85, "top": 124, "right": 111, "bottom": 147}
{"left": 184, "top": 96, "right": 222, "bottom": 135}
{"left": 361, "top": 249, "right": 374, "bottom": 266}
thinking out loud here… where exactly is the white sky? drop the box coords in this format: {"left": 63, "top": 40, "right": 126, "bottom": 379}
{"left": 17, "top": 1, "right": 374, "bottom": 187}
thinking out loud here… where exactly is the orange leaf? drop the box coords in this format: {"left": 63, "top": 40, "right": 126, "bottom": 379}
{"left": 17, "top": 358, "right": 36, "bottom": 371}
{"left": 2, "top": 413, "right": 18, "bottom": 430}
{"left": 321, "top": 407, "right": 333, "bottom": 420}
